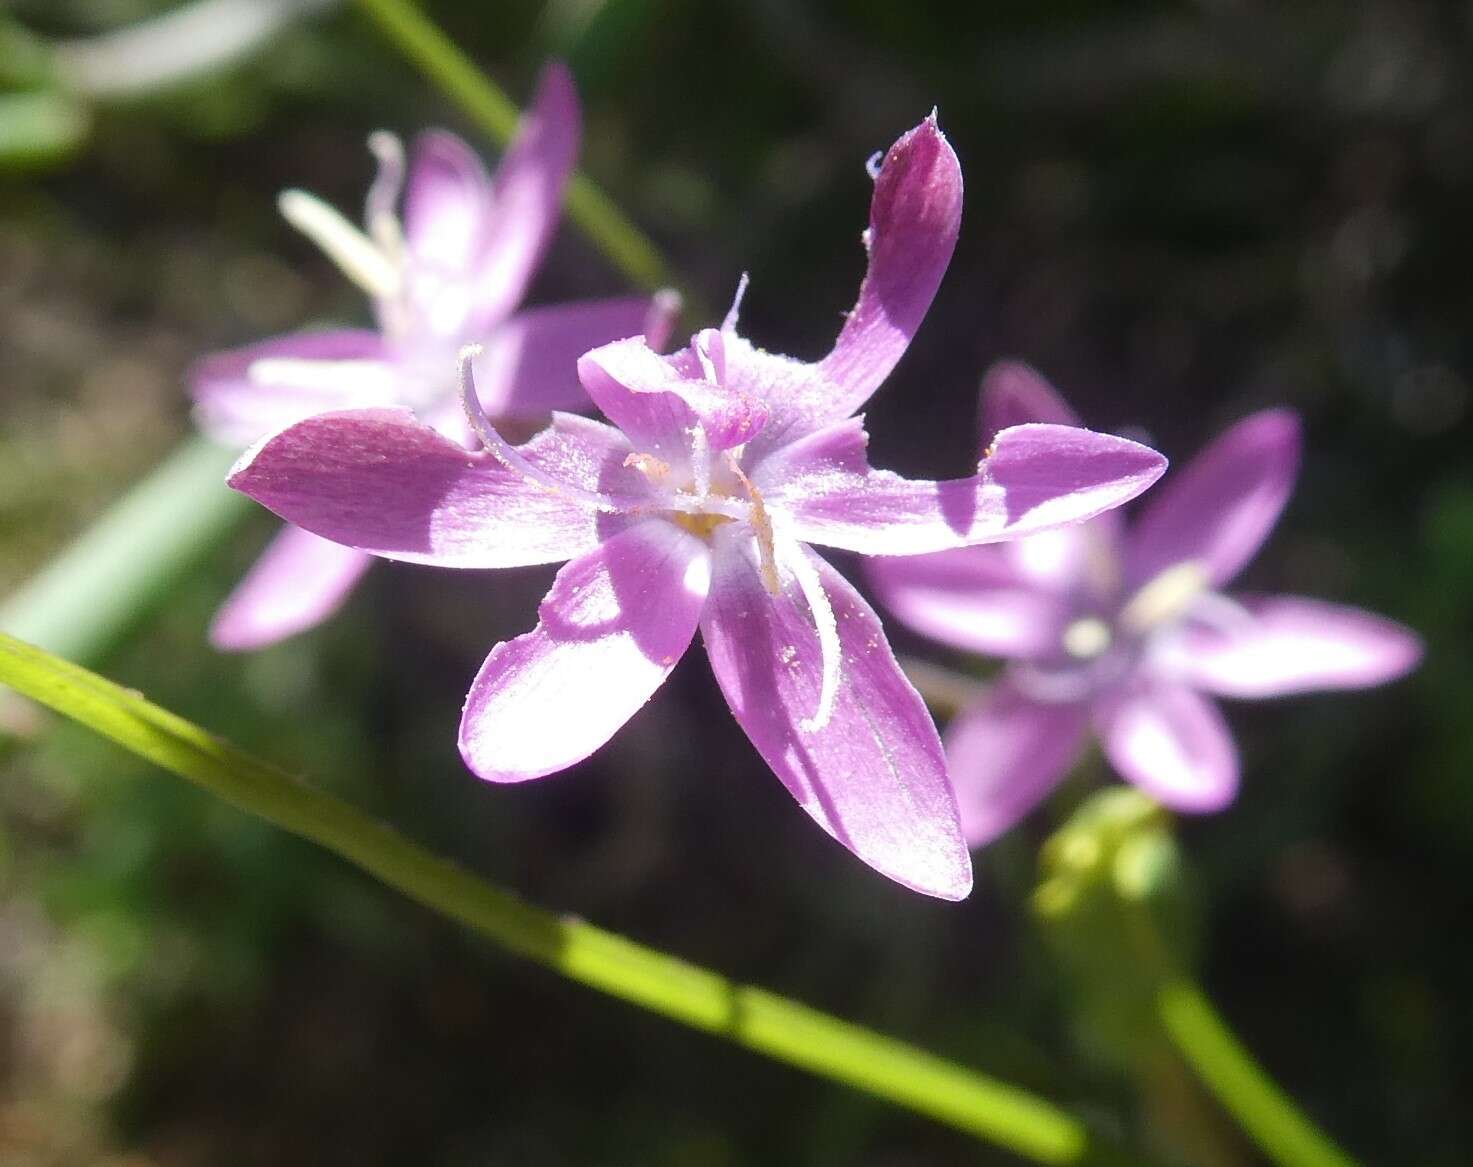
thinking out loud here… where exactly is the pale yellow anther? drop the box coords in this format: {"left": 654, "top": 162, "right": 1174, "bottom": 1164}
{"left": 278, "top": 189, "right": 400, "bottom": 301}
{"left": 1062, "top": 616, "right": 1112, "bottom": 660}
{"left": 727, "top": 459, "right": 779, "bottom": 596}
{"left": 1119, "top": 561, "right": 1210, "bottom": 636}
{"left": 623, "top": 452, "right": 671, "bottom": 482}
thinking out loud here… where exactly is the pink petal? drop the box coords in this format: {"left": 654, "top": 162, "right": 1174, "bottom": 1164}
{"left": 471, "top": 297, "right": 656, "bottom": 419}
{"left": 1174, "top": 594, "right": 1422, "bottom": 698}
{"left": 760, "top": 418, "right": 1167, "bottom": 556}
{"left": 1097, "top": 680, "right": 1239, "bottom": 812}
{"left": 190, "top": 329, "right": 394, "bottom": 447}
{"left": 578, "top": 336, "right": 769, "bottom": 457}
{"left": 864, "top": 546, "right": 1070, "bottom": 658}
{"left": 459, "top": 519, "right": 711, "bottom": 781}
{"left": 817, "top": 114, "right": 963, "bottom": 418}
{"left": 472, "top": 61, "right": 580, "bottom": 331}
{"left": 1127, "top": 408, "right": 1300, "bottom": 589}
{"left": 210, "top": 524, "right": 372, "bottom": 651}
{"left": 700, "top": 529, "right": 972, "bottom": 900}
{"left": 978, "top": 360, "right": 1081, "bottom": 447}
{"left": 712, "top": 335, "right": 844, "bottom": 457}
{"left": 228, "top": 408, "right": 652, "bottom": 567}
{"left": 403, "top": 130, "right": 494, "bottom": 274}
{"left": 945, "top": 680, "right": 1089, "bottom": 845}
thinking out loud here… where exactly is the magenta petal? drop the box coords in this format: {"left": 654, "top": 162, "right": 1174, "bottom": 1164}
{"left": 1098, "top": 681, "right": 1239, "bottom": 812}
{"left": 763, "top": 418, "right": 1167, "bottom": 555}
{"left": 1175, "top": 594, "right": 1422, "bottom": 698}
{"left": 403, "top": 130, "right": 494, "bottom": 274}
{"left": 864, "top": 546, "right": 1070, "bottom": 658}
{"left": 472, "top": 297, "right": 656, "bottom": 419}
{"left": 701, "top": 530, "right": 972, "bottom": 900}
{"left": 817, "top": 114, "right": 962, "bottom": 417}
{"left": 228, "top": 408, "right": 650, "bottom": 567}
{"left": 1127, "top": 408, "right": 1300, "bottom": 589}
{"left": 472, "top": 61, "right": 580, "bottom": 330}
{"left": 190, "top": 329, "right": 394, "bottom": 447}
{"left": 945, "top": 681, "right": 1088, "bottom": 846}
{"left": 578, "top": 337, "right": 769, "bottom": 457}
{"left": 210, "top": 524, "right": 372, "bottom": 651}
{"left": 978, "top": 360, "right": 1081, "bottom": 447}
{"left": 459, "top": 519, "right": 710, "bottom": 782}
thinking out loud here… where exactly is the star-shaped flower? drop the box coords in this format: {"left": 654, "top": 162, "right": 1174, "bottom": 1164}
{"left": 191, "top": 63, "right": 671, "bottom": 650}
{"left": 226, "top": 116, "right": 1167, "bottom": 898}
{"left": 867, "top": 363, "right": 1423, "bottom": 845}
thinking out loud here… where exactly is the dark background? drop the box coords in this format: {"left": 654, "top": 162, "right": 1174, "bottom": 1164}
{"left": 0, "top": 1, "right": 1468, "bottom": 1163}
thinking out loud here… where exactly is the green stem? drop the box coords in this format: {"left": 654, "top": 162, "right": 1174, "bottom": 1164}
{"left": 0, "top": 631, "right": 1132, "bottom": 1166}
{"left": 1156, "top": 978, "right": 1357, "bottom": 1167}
{"left": 0, "top": 438, "right": 249, "bottom": 663}
{"left": 352, "top": 0, "right": 675, "bottom": 296}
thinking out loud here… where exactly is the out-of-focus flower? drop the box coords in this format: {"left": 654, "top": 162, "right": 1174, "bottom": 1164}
{"left": 226, "top": 116, "right": 1167, "bottom": 898}
{"left": 867, "top": 363, "right": 1423, "bottom": 846}
{"left": 192, "top": 62, "right": 672, "bottom": 650}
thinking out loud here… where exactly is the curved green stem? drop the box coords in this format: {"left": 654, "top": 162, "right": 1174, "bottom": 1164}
{"left": 0, "top": 631, "right": 1137, "bottom": 1166}
{"left": 352, "top": 0, "right": 676, "bottom": 296}
{"left": 1157, "top": 978, "right": 1356, "bottom": 1167}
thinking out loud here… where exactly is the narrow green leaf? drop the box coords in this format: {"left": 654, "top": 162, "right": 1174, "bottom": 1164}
{"left": 1159, "top": 979, "right": 1358, "bottom": 1167}
{"left": 0, "top": 631, "right": 1131, "bottom": 1166}
{"left": 0, "top": 437, "right": 249, "bottom": 663}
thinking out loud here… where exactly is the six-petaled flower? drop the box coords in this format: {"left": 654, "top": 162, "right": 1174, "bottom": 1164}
{"left": 866, "top": 363, "right": 1423, "bottom": 846}
{"left": 191, "top": 63, "right": 672, "bottom": 650}
{"left": 226, "top": 116, "right": 1168, "bottom": 897}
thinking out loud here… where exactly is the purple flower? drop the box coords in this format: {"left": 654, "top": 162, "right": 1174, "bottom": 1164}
{"left": 191, "top": 63, "right": 672, "bottom": 651}
{"left": 867, "top": 363, "right": 1423, "bottom": 846}
{"left": 226, "top": 116, "right": 1166, "bottom": 898}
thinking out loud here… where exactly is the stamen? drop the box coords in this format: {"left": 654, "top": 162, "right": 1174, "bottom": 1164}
{"left": 721, "top": 272, "right": 750, "bottom": 333}
{"left": 1119, "top": 561, "right": 1210, "bottom": 636}
{"left": 458, "top": 347, "right": 626, "bottom": 513}
{"left": 623, "top": 452, "right": 670, "bottom": 482}
{"left": 278, "top": 188, "right": 400, "bottom": 300}
{"left": 726, "top": 456, "right": 779, "bottom": 595}
{"left": 689, "top": 423, "right": 711, "bottom": 498}
{"left": 783, "top": 538, "right": 841, "bottom": 734}
{"left": 365, "top": 131, "right": 406, "bottom": 261}
{"left": 1062, "top": 617, "right": 1112, "bottom": 660}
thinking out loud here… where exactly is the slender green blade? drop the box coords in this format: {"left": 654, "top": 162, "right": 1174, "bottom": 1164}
{"left": 0, "top": 631, "right": 1124, "bottom": 1166}
{"left": 0, "top": 437, "right": 249, "bottom": 663}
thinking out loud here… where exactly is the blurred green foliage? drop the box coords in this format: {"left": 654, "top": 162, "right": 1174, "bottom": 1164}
{"left": 0, "top": 1, "right": 1469, "bottom": 1164}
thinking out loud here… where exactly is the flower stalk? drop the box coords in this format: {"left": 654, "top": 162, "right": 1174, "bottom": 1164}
{"left": 0, "top": 630, "right": 1134, "bottom": 1166}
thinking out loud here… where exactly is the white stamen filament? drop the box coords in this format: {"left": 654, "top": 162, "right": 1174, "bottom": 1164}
{"left": 365, "top": 131, "right": 406, "bottom": 261}
{"left": 725, "top": 455, "right": 778, "bottom": 593}
{"left": 689, "top": 423, "right": 711, "bottom": 498}
{"left": 458, "top": 347, "right": 625, "bottom": 513}
{"left": 278, "top": 188, "right": 400, "bottom": 300}
{"left": 721, "top": 272, "right": 750, "bottom": 333}
{"left": 783, "top": 538, "right": 841, "bottom": 733}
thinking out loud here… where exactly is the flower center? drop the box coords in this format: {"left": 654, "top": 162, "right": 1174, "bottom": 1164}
{"left": 672, "top": 511, "right": 734, "bottom": 539}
